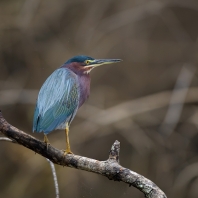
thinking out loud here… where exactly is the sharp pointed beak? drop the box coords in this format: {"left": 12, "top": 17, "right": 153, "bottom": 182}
{"left": 83, "top": 58, "right": 122, "bottom": 73}
{"left": 90, "top": 59, "right": 122, "bottom": 67}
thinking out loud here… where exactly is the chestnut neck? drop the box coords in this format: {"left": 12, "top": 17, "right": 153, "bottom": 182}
{"left": 61, "top": 62, "right": 90, "bottom": 76}
{"left": 61, "top": 62, "right": 91, "bottom": 108}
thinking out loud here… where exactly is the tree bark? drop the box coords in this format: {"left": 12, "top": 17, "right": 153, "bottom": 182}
{"left": 0, "top": 111, "right": 167, "bottom": 198}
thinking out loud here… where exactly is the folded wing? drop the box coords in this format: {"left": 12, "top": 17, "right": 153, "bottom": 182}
{"left": 33, "top": 68, "right": 79, "bottom": 133}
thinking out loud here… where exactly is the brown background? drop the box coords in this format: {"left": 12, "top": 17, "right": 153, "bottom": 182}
{"left": 0, "top": 0, "right": 198, "bottom": 197}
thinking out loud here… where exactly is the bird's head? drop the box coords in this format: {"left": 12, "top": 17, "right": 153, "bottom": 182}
{"left": 65, "top": 55, "right": 122, "bottom": 74}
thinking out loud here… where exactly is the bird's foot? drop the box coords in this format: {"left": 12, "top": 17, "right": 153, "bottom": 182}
{"left": 45, "top": 142, "right": 50, "bottom": 150}
{"left": 62, "top": 149, "right": 73, "bottom": 155}
{"left": 43, "top": 134, "right": 50, "bottom": 150}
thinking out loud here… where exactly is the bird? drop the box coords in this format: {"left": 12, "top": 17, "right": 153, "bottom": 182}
{"left": 33, "top": 55, "right": 122, "bottom": 155}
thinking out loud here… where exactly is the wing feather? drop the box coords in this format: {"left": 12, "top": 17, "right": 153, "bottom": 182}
{"left": 33, "top": 68, "right": 79, "bottom": 133}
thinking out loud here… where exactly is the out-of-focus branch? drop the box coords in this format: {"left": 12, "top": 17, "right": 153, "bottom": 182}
{"left": 46, "top": 159, "right": 59, "bottom": 198}
{"left": 17, "top": 0, "right": 41, "bottom": 28}
{"left": 79, "top": 87, "right": 198, "bottom": 126}
{"left": 173, "top": 162, "right": 198, "bottom": 196}
{"left": 159, "top": 64, "right": 196, "bottom": 136}
{"left": 0, "top": 89, "right": 38, "bottom": 105}
{"left": 0, "top": 137, "right": 14, "bottom": 142}
{"left": 1, "top": 87, "right": 198, "bottom": 124}
{"left": 0, "top": 111, "right": 167, "bottom": 198}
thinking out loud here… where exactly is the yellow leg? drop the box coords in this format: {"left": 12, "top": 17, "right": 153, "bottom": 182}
{"left": 64, "top": 123, "right": 73, "bottom": 155}
{"left": 44, "top": 134, "right": 50, "bottom": 150}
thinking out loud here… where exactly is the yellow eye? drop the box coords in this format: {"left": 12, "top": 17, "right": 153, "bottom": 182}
{"left": 85, "top": 60, "right": 90, "bottom": 65}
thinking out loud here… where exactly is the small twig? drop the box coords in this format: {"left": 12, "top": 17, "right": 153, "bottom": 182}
{"left": 0, "top": 111, "right": 167, "bottom": 198}
{"left": 0, "top": 137, "right": 15, "bottom": 142}
{"left": 108, "top": 140, "right": 120, "bottom": 163}
{"left": 46, "top": 159, "right": 59, "bottom": 198}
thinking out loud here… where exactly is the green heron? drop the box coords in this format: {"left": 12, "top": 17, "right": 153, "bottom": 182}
{"left": 33, "top": 55, "right": 122, "bottom": 154}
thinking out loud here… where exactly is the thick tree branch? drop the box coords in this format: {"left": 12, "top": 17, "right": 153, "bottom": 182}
{"left": 0, "top": 111, "right": 167, "bottom": 198}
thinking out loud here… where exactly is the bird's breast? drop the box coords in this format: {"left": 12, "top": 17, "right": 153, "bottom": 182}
{"left": 78, "top": 74, "right": 90, "bottom": 108}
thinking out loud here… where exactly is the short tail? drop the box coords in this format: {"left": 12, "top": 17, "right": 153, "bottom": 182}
{"left": 33, "top": 106, "right": 41, "bottom": 132}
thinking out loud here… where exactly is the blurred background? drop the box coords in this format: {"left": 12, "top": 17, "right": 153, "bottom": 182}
{"left": 0, "top": 0, "right": 198, "bottom": 197}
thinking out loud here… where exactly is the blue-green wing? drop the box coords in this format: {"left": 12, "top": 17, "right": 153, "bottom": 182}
{"left": 33, "top": 68, "right": 79, "bottom": 133}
